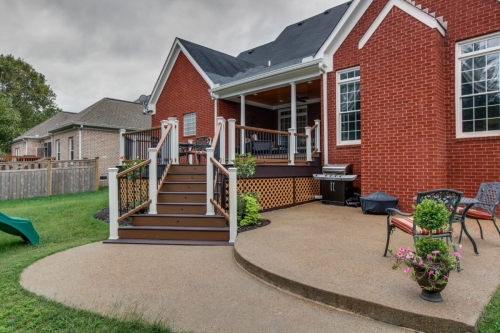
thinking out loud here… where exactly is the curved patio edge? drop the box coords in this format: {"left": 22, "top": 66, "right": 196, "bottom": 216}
{"left": 233, "top": 246, "right": 476, "bottom": 333}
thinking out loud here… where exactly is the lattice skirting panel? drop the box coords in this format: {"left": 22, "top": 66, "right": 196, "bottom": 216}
{"left": 236, "top": 177, "right": 320, "bottom": 210}
{"left": 119, "top": 179, "right": 149, "bottom": 208}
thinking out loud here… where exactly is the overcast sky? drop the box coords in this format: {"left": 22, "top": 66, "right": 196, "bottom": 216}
{"left": 0, "top": 0, "right": 349, "bottom": 113}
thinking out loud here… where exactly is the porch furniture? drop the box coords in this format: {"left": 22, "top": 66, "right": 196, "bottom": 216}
{"left": 179, "top": 142, "right": 195, "bottom": 164}
{"left": 454, "top": 197, "right": 480, "bottom": 254}
{"left": 457, "top": 182, "right": 500, "bottom": 244}
{"left": 194, "top": 136, "right": 212, "bottom": 164}
{"left": 384, "top": 189, "right": 462, "bottom": 258}
{"left": 245, "top": 140, "right": 272, "bottom": 155}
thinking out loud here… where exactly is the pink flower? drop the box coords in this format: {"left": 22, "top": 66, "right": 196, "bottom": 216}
{"left": 427, "top": 255, "right": 433, "bottom": 259}
{"left": 429, "top": 270, "right": 434, "bottom": 275}
{"left": 397, "top": 252, "right": 403, "bottom": 258}
{"left": 454, "top": 252, "right": 462, "bottom": 258}
{"left": 399, "top": 248, "right": 405, "bottom": 252}
{"left": 459, "top": 244, "right": 463, "bottom": 249}
{"left": 432, "top": 250, "right": 440, "bottom": 254}
{"left": 404, "top": 268, "right": 410, "bottom": 274}
{"left": 407, "top": 252, "right": 414, "bottom": 259}
{"left": 444, "top": 275, "right": 449, "bottom": 280}
{"left": 418, "top": 260, "right": 424, "bottom": 266}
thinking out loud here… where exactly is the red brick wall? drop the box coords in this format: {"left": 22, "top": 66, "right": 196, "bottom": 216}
{"left": 360, "top": 7, "right": 447, "bottom": 211}
{"left": 415, "top": 0, "right": 500, "bottom": 198}
{"left": 329, "top": 0, "right": 500, "bottom": 209}
{"left": 153, "top": 51, "right": 214, "bottom": 142}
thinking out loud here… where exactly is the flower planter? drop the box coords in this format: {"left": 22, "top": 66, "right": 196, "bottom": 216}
{"left": 413, "top": 264, "right": 449, "bottom": 302}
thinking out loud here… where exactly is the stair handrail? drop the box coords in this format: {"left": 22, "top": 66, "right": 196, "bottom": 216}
{"left": 108, "top": 121, "right": 174, "bottom": 240}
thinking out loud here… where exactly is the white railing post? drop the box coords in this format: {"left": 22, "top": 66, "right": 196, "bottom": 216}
{"left": 217, "top": 116, "right": 226, "bottom": 164}
{"left": 148, "top": 148, "right": 158, "bottom": 214}
{"left": 229, "top": 167, "right": 238, "bottom": 243}
{"left": 168, "top": 117, "right": 179, "bottom": 164}
{"left": 305, "top": 126, "right": 312, "bottom": 162}
{"left": 206, "top": 148, "right": 215, "bottom": 215}
{"left": 188, "top": 139, "right": 193, "bottom": 164}
{"left": 314, "top": 119, "right": 321, "bottom": 152}
{"left": 228, "top": 119, "right": 236, "bottom": 163}
{"left": 119, "top": 129, "right": 126, "bottom": 164}
{"left": 161, "top": 120, "right": 169, "bottom": 137}
{"left": 288, "top": 128, "right": 295, "bottom": 166}
{"left": 108, "top": 168, "right": 119, "bottom": 240}
{"left": 161, "top": 120, "right": 169, "bottom": 163}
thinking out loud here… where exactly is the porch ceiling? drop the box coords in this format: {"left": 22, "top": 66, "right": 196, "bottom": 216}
{"left": 244, "top": 79, "right": 321, "bottom": 107}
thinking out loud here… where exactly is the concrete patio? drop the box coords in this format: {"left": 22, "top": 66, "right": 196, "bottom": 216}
{"left": 20, "top": 201, "right": 500, "bottom": 332}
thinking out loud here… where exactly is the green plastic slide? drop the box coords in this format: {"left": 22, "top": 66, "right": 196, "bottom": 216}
{"left": 0, "top": 211, "right": 40, "bottom": 245}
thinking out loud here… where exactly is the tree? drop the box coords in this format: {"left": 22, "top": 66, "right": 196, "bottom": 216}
{"left": 0, "top": 54, "right": 61, "bottom": 152}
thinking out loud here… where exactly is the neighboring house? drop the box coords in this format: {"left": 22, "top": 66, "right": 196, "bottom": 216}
{"left": 147, "top": 0, "right": 500, "bottom": 211}
{"left": 11, "top": 98, "right": 151, "bottom": 183}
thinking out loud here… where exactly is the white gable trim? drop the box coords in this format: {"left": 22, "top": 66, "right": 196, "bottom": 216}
{"left": 148, "top": 39, "right": 214, "bottom": 114}
{"left": 314, "top": 0, "right": 373, "bottom": 72}
{"left": 359, "top": 0, "right": 446, "bottom": 50}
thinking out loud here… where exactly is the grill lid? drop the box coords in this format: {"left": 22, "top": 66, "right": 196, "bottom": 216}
{"left": 322, "top": 164, "right": 353, "bottom": 175}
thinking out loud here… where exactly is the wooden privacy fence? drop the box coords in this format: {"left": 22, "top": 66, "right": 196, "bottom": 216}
{"left": 0, "top": 158, "right": 99, "bottom": 200}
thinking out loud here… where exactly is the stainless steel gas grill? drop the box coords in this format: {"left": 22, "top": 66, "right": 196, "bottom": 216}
{"left": 313, "top": 164, "right": 358, "bottom": 205}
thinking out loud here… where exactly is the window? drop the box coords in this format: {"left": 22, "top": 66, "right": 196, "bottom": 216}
{"left": 278, "top": 107, "right": 308, "bottom": 146}
{"left": 184, "top": 112, "right": 196, "bottom": 136}
{"left": 68, "top": 137, "right": 74, "bottom": 160}
{"left": 55, "top": 140, "right": 60, "bottom": 160}
{"left": 456, "top": 32, "right": 500, "bottom": 138}
{"left": 44, "top": 142, "right": 52, "bottom": 158}
{"left": 337, "top": 67, "right": 361, "bottom": 144}
{"left": 14, "top": 148, "right": 19, "bottom": 156}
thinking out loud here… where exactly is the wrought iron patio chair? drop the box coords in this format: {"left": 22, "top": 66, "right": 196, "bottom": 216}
{"left": 384, "top": 189, "right": 462, "bottom": 257}
{"left": 194, "top": 136, "right": 212, "bottom": 164}
{"left": 457, "top": 182, "right": 500, "bottom": 241}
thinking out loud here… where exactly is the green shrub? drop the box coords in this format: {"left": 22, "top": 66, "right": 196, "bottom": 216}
{"left": 413, "top": 199, "right": 450, "bottom": 232}
{"left": 237, "top": 192, "right": 261, "bottom": 227}
{"left": 414, "top": 237, "right": 450, "bottom": 258}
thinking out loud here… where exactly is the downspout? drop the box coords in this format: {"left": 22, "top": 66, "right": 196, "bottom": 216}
{"left": 322, "top": 73, "right": 329, "bottom": 164}
{"left": 24, "top": 138, "right": 28, "bottom": 155}
{"left": 78, "top": 124, "right": 83, "bottom": 159}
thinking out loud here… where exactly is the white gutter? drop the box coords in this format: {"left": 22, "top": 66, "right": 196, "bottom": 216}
{"left": 79, "top": 124, "right": 83, "bottom": 159}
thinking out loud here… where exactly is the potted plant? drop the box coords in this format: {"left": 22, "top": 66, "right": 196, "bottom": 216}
{"left": 390, "top": 199, "right": 461, "bottom": 302}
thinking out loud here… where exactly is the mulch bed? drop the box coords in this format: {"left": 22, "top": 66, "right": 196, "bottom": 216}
{"left": 94, "top": 207, "right": 271, "bottom": 232}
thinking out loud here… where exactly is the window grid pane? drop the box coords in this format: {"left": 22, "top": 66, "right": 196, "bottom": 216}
{"left": 339, "top": 73, "right": 361, "bottom": 142}
{"left": 184, "top": 112, "right": 196, "bottom": 136}
{"left": 461, "top": 47, "right": 500, "bottom": 133}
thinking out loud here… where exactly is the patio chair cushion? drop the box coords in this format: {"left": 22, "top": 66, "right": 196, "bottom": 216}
{"left": 391, "top": 217, "right": 447, "bottom": 235}
{"left": 457, "top": 207, "right": 492, "bottom": 220}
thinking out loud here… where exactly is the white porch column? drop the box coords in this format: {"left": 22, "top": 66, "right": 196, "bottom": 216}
{"left": 148, "top": 148, "right": 158, "bottom": 214}
{"left": 314, "top": 119, "right": 321, "bottom": 152}
{"left": 290, "top": 82, "right": 297, "bottom": 131}
{"left": 108, "top": 167, "right": 119, "bottom": 240}
{"left": 168, "top": 117, "right": 179, "bottom": 164}
{"left": 228, "top": 167, "right": 238, "bottom": 243}
{"left": 119, "top": 130, "right": 125, "bottom": 164}
{"left": 188, "top": 139, "right": 194, "bottom": 164}
{"left": 216, "top": 116, "right": 226, "bottom": 164}
{"left": 228, "top": 119, "right": 236, "bottom": 163}
{"left": 288, "top": 128, "right": 295, "bottom": 166}
{"left": 160, "top": 120, "right": 169, "bottom": 164}
{"left": 206, "top": 148, "right": 215, "bottom": 215}
{"left": 305, "top": 126, "right": 312, "bottom": 162}
{"left": 322, "top": 73, "right": 329, "bottom": 164}
{"left": 240, "top": 94, "right": 246, "bottom": 154}
{"left": 214, "top": 98, "right": 218, "bottom": 133}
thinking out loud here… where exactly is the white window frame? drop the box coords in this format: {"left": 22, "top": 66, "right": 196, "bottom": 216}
{"left": 55, "top": 140, "right": 60, "bottom": 160}
{"left": 184, "top": 112, "right": 196, "bottom": 136}
{"left": 336, "top": 66, "right": 361, "bottom": 145}
{"left": 455, "top": 31, "right": 500, "bottom": 138}
{"left": 14, "top": 148, "right": 19, "bottom": 156}
{"left": 68, "top": 137, "right": 74, "bottom": 160}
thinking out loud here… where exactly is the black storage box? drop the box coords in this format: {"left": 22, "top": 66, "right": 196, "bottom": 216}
{"left": 360, "top": 191, "right": 398, "bottom": 214}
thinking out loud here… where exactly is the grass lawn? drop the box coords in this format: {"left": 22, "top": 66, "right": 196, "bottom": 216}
{"left": 0, "top": 188, "right": 174, "bottom": 333}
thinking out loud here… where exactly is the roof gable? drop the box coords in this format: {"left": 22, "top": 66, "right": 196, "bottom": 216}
{"left": 237, "top": 2, "right": 351, "bottom": 67}
{"left": 359, "top": 0, "right": 447, "bottom": 49}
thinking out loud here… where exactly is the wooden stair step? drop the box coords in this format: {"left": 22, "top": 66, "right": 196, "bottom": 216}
{"left": 157, "top": 202, "right": 206, "bottom": 214}
{"left": 104, "top": 239, "right": 233, "bottom": 246}
{"left": 118, "top": 225, "right": 229, "bottom": 241}
{"left": 131, "top": 214, "right": 226, "bottom": 227}
{"left": 166, "top": 173, "right": 206, "bottom": 182}
{"left": 158, "top": 192, "right": 206, "bottom": 203}
{"left": 161, "top": 182, "right": 206, "bottom": 192}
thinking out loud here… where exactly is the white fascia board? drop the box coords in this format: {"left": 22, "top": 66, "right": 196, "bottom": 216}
{"left": 148, "top": 39, "right": 214, "bottom": 114}
{"left": 211, "top": 60, "right": 324, "bottom": 99}
{"left": 314, "top": 0, "right": 373, "bottom": 72}
{"left": 359, "top": 0, "right": 445, "bottom": 50}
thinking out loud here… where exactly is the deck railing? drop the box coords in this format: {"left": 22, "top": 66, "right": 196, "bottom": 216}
{"left": 121, "top": 126, "right": 162, "bottom": 161}
{"left": 207, "top": 117, "right": 237, "bottom": 243}
{"left": 233, "top": 124, "right": 291, "bottom": 162}
{"left": 0, "top": 155, "right": 43, "bottom": 162}
{"left": 108, "top": 120, "right": 175, "bottom": 240}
